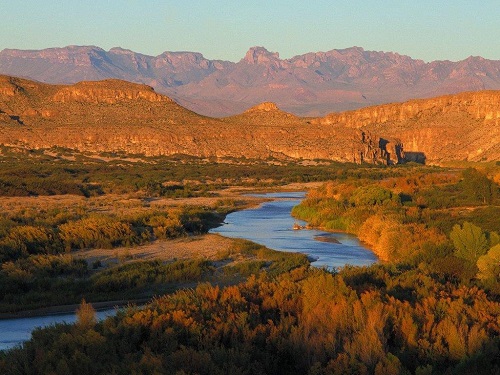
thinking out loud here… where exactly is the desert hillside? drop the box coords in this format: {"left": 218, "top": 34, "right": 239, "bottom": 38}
{"left": 314, "top": 91, "right": 500, "bottom": 163}
{"left": 0, "top": 75, "right": 499, "bottom": 164}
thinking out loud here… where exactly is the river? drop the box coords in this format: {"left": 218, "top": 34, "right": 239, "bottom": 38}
{"left": 1, "top": 191, "right": 376, "bottom": 351}
{"left": 210, "top": 192, "right": 376, "bottom": 269}
{"left": 0, "top": 309, "right": 117, "bottom": 352}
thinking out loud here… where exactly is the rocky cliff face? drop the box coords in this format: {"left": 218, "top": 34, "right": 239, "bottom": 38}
{"left": 352, "top": 131, "right": 404, "bottom": 165}
{"left": 0, "top": 78, "right": 22, "bottom": 96}
{"left": 311, "top": 91, "right": 500, "bottom": 163}
{"left": 314, "top": 91, "right": 500, "bottom": 128}
{"left": 244, "top": 102, "right": 281, "bottom": 112}
{"left": 1, "top": 75, "right": 499, "bottom": 164}
{"left": 52, "top": 80, "right": 173, "bottom": 104}
{"left": 1, "top": 46, "right": 500, "bottom": 117}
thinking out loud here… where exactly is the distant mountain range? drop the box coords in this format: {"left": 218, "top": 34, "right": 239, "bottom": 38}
{"left": 1, "top": 45, "right": 499, "bottom": 116}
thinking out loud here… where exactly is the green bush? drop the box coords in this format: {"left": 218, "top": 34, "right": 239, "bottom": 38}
{"left": 450, "top": 221, "right": 489, "bottom": 263}
{"left": 349, "top": 185, "right": 400, "bottom": 207}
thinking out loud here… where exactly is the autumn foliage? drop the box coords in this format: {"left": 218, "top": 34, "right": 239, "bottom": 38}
{"left": 2, "top": 166, "right": 500, "bottom": 374}
{"left": 2, "top": 267, "right": 499, "bottom": 374}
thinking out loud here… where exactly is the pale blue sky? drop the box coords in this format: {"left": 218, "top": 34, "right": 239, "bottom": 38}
{"left": 0, "top": 1, "right": 498, "bottom": 62}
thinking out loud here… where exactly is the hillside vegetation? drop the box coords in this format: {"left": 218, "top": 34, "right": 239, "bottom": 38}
{"left": 1, "top": 150, "right": 343, "bottom": 313}
{"left": 1, "top": 160, "right": 500, "bottom": 374}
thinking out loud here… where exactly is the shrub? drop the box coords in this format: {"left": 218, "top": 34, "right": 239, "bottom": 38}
{"left": 59, "top": 216, "right": 138, "bottom": 251}
{"left": 450, "top": 222, "right": 489, "bottom": 263}
{"left": 349, "top": 185, "right": 400, "bottom": 207}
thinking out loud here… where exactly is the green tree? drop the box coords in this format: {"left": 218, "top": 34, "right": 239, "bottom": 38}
{"left": 461, "top": 168, "right": 496, "bottom": 204}
{"left": 349, "top": 185, "right": 399, "bottom": 207}
{"left": 450, "top": 222, "right": 489, "bottom": 263}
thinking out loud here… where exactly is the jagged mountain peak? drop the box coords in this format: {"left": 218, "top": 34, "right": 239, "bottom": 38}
{"left": 108, "top": 47, "right": 142, "bottom": 56}
{"left": 242, "top": 46, "right": 280, "bottom": 64}
{"left": 1, "top": 45, "right": 499, "bottom": 117}
{"left": 158, "top": 50, "right": 205, "bottom": 59}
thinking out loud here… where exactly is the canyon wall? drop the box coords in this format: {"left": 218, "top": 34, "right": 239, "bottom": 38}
{"left": 314, "top": 91, "right": 500, "bottom": 128}
{"left": 1, "top": 75, "right": 499, "bottom": 164}
{"left": 313, "top": 91, "right": 500, "bottom": 163}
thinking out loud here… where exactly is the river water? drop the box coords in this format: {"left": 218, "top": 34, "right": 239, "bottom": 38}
{"left": 0, "top": 191, "right": 376, "bottom": 351}
{"left": 0, "top": 309, "right": 117, "bottom": 352}
{"left": 210, "top": 192, "right": 376, "bottom": 268}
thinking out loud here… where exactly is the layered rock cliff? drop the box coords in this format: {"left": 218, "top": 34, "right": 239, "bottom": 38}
{"left": 314, "top": 91, "right": 500, "bottom": 128}
{"left": 1, "top": 75, "right": 499, "bottom": 164}
{"left": 52, "top": 80, "right": 173, "bottom": 104}
{"left": 313, "top": 91, "right": 500, "bottom": 163}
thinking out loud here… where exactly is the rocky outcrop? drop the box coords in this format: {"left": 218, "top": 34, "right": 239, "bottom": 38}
{"left": 244, "top": 102, "right": 280, "bottom": 112}
{"left": 53, "top": 80, "right": 173, "bottom": 104}
{"left": 352, "top": 131, "right": 404, "bottom": 165}
{"left": 313, "top": 90, "right": 500, "bottom": 163}
{"left": 242, "top": 47, "right": 282, "bottom": 66}
{"left": 0, "top": 76, "right": 26, "bottom": 97}
{"left": 0, "top": 82, "right": 20, "bottom": 97}
{"left": 229, "top": 102, "right": 299, "bottom": 127}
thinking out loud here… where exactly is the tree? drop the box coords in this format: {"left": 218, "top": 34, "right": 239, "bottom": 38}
{"left": 450, "top": 222, "right": 489, "bottom": 263}
{"left": 489, "top": 231, "right": 500, "bottom": 247}
{"left": 461, "top": 168, "right": 496, "bottom": 204}
{"left": 349, "top": 185, "right": 399, "bottom": 207}
{"left": 76, "top": 298, "right": 96, "bottom": 330}
{"left": 477, "top": 244, "right": 500, "bottom": 281}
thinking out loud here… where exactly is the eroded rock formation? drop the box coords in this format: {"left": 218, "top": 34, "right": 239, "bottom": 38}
{"left": 0, "top": 75, "right": 499, "bottom": 164}
{"left": 313, "top": 91, "right": 500, "bottom": 128}
{"left": 353, "top": 131, "right": 404, "bottom": 165}
{"left": 53, "top": 80, "right": 173, "bottom": 104}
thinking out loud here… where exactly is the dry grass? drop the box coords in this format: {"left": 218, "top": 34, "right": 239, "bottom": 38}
{"left": 0, "top": 182, "right": 319, "bottom": 213}
{"left": 0, "top": 194, "right": 87, "bottom": 210}
{"left": 76, "top": 233, "right": 235, "bottom": 265}
{"left": 0, "top": 182, "right": 319, "bottom": 269}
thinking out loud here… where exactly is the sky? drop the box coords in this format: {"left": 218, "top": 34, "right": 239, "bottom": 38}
{"left": 0, "top": 1, "right": 499, "bottom": 62}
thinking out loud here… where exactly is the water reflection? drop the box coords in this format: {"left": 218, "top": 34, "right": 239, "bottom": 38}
{"left": 210, "top": 192, "right": 377, "bottom": 269}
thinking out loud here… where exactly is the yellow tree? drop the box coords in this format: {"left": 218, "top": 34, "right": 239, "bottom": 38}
{"left": 477, "top": 244, "right": 500, "bottom": 281}
{"left": 76, "top": 299, "right": 96, "bottom": 330}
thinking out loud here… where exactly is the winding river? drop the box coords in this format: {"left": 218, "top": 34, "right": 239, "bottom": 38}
{"left": 0, "top": 191, "right": 376, "bottom": 351}
{"left": 210, "top": 192, "right": 376, "bottom": 268}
